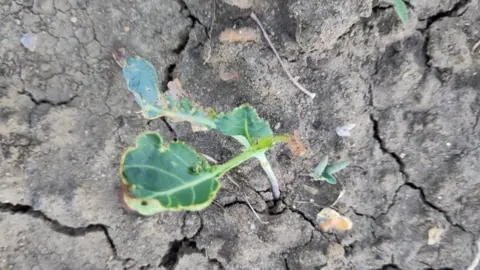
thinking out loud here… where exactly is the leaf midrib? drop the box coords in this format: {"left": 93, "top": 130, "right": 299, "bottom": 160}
{"left": 124, "top": 164, "right": 217, "bottom": 198}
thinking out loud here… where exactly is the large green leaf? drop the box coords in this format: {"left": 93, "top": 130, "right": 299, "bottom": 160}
{"left": 215, "top": 104, "right": 273, "bottom": 145}
{"left": 120, "top": 132, "right": 221, "bottom": 215}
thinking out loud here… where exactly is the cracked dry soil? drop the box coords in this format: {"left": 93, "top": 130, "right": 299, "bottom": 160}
{"left": 0, "top": 0, "right": 479, "bottom": 269}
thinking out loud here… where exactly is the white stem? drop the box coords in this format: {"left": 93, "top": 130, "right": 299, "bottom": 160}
{"left": 255, "top": 153, "right": 280, "bottom": 199}
{"left": 250, "top": 12, "right": 316, "bottom": 99}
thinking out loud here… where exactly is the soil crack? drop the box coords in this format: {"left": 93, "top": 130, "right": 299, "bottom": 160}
{"left": 370, "top": 115, "right": 408, "bottom": 180}
{"left": 20, "top": 89, "right": 78, "bottom": 107}
{"left": 0, "top": 202, "right": 118, "bottom": 258}
{"left": 159, "top": 213, "right": 225, "bottom": 270}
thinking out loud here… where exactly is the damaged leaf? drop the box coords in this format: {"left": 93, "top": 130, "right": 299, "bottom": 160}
{"left": 120, "top": 131, "right": 279, "bottom": 215}
{"left": 119, "top": 57, "right": 216, "bottom": 130}
{"left": 120, "top": 132, "right": 221, "bottom": 215}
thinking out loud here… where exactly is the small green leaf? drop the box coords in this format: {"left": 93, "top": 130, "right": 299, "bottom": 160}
{"left": 384, "top": 0, "right": 408, "bottom": 23}
{"left": 120, "top": 131, "right": 221, "bottom": 215}
{"left": 322, "top": 173, "right": 337, "bottom": 185}
{"left": 325, "top": 160, "right": 349, "bottom": 175}
{"left": 215, "top": 104, "right": 273, "bottom": 145}
{"left": 122, "top": 57, "right": 161, "bottom": 119}
{"left": 313, "top": 156, "right": 329, "bottom": 179}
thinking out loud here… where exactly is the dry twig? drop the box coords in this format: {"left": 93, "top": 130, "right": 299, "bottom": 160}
{"left": 250, "top": 12, "right": 316, "bottom": 99}
{"left": 203, "top": 0, "right": 216, "bottom": 65}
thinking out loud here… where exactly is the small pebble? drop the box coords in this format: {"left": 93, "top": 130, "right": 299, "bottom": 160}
{"left": 274, "top": 122, "right": 281, "bottom": 130}
{"left": 446, "top": 142, "right": 452, "bottom": 147}
{"left": 399, "top": 153, "right": 406, "bottom": 158}
{"left": 70, "top": 17, "right": 78, "bottom": 23}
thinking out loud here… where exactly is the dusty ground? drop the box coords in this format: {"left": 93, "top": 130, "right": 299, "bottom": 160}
{"left": 1, "top": 0, "right": 479, "bottom": 269}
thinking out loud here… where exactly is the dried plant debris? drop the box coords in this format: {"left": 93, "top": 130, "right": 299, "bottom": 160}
{"left": 316, "top": 208, "right": 353, "bottom": 232}
{"left": 219, "top": 27, "right": 260, "bottom": 43}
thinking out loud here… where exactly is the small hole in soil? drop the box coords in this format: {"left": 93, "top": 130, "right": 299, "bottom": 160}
{"left": 141, "top": 201, "right": 148, "bottom": 206}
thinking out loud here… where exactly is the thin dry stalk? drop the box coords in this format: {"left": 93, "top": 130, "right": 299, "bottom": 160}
{"left": 473, "top": 40, "right": 480, "bottom": 54}
{"left": 203, "top": 0, "right": 216, "bottom": 65}
{"left": 203, "top": 154, "right": 269, "bottom": 224}
{"left": 226, "top": 175, "right": 269, "bottom": 224}
{"left": 467, "top": 239, "right": 480, "bottom": 270}
{"left": 250, "top": 12, "right": 316, "bottom": 99}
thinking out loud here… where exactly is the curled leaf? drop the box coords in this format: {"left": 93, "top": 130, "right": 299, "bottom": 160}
{"left": 122, "top": 56, "right": 161, "bottom": 119}
{"left": 120, "top": 132, "right": 221, "bottom": 215}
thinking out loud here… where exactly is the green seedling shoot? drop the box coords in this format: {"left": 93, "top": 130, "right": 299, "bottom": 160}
{"left": 115, "top": 50, "right": 286, "bottom": 215}
{"left": 309, "top": 156, "right": 349, "bottom": 185}
{"left": 384, "top": 0, "right": 408, "bottom": 24}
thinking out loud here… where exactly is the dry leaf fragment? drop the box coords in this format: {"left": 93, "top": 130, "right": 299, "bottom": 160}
{"left": 427, "top": 227, "right": 445, "bottom": 245}
{"left": 286, "top": 134, "right": 307, "bottom": 156}
{"left": 219, "top": 27, "right": 260, "bottom": 43}
{"left": 336, "top": 123, "right": 356, "bottom": 137}
{"left": 316, "top": 208, "right": 353, "bottom": 232}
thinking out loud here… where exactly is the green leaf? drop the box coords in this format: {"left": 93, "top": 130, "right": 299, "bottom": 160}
{"left": 384, "top": 0, "right": 408, "bottom": 23}
{"left": 121, "top": 58, "right": 216, "bottom": 130}
{"left": 313, "top": 156, "right": 329, "bottom": 179}
{"left": 122, "top": 57, "right": 161, "bottom": 119}
{"left": 215, "top": 104, "right": 273, "bottom": 145}
{"left": 321, "top": 173, "right": 337, "bottom": 185}
{"left": 120, "top": 131, "right": 221, "bottom": 215}
{"left": 325, "top": 160, "right": 349, "bottom": 175}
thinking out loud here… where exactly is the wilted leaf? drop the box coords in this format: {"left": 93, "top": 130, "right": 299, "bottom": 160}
{"left": 120, "top": 132, "right": 221, "bottom": 215}
{"left": 215, "top": 104, "right": 273, "bottom": 145}
{"left": 122, "top": 57, "right": 161, "bottom": 119}
{"left": 120, "top": 57, "right": 216, "bottom": 130}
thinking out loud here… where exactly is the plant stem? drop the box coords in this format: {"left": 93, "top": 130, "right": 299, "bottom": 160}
{"left": 255, "top": 153, "right": 280, "bottom": 199}
{"left": 214, "top": 148, "right": 268, "bottom": 174}
{"left": 148, "top": 106, "right": 217, "bottom": 129}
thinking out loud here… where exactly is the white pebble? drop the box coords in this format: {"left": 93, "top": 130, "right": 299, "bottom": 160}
{"left": 70, "top": 17, "right": 78, "bottom": 23}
